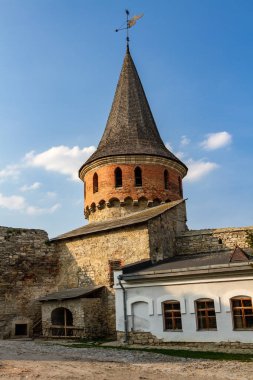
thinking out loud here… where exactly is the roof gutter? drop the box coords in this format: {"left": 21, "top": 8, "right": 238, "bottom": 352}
{"left": 121, "top": 262, "right": 253, "bottom": 282}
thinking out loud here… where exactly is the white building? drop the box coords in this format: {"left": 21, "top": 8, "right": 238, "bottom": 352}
{"left": 115, "top": 247, "right": 253, "bottom": 344}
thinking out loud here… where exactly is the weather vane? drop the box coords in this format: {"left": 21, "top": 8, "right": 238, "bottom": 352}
{"left": 115, "top": 10, "right": 144, "bottom": 47}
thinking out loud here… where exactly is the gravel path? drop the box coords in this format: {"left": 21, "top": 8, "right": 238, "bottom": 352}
{"left": 0, "top": 340, "right": 252, "bottom": 380}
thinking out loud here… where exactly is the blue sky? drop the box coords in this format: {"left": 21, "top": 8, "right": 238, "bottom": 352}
{"left": 0, "top": 0, "right": 252, "bottom": 237}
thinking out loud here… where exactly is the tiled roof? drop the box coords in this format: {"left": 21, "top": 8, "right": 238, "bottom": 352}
{"left": 79, "top": 47, "right": 187, "bottom": 174}
{"left": 38, "top": 285, "right": 104, "bottom": 301}
{"left": 51, "top": 200, "right": 184, "bottom": 242}
{"left": 122, "top": 246, "right": 253, "bottom": 276}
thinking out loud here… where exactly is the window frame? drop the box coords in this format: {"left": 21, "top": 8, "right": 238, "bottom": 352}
{"left": 162, "top": 300, "right": 183, "bottom": 331}
{"left": 231, "top": 296, "right": 253, "bottom": 330}
{"left": 195, "top": 298, "right": 217, "bottom": 331}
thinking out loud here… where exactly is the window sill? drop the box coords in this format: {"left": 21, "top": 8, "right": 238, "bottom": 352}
{"left": 233, "top": 328, "right": 253, "bottom": 331}
{"left": 196, "top": 329, "right": 217, "bottom": 331}
{"left": 164, "top": 329, "right": 183, "bottom": 332}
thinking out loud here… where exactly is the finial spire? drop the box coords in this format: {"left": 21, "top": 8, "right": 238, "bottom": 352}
{"left": 126, "top": 9, "right": 130, "bottom": 48}
{"left": 115, "top": 10, "right": 144, "bottom": 48}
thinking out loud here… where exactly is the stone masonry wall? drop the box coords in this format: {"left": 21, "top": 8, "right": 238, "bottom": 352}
{"left": 148, "top": 202, "right": 187, "bottom": 261}
{"left": 53, "top": 224, "right": 150, "bottom": 336}
{"left": 117, "top": 331, "right": 253, "bottom": 351}
{"left": 176, "top": 226, "right": 253, "bottom": 255}
{"left": 0, "top": 226, "right": 59, "bottom": 339}
{"left": 42, "top": 298, "right": 104, "bottom": 339}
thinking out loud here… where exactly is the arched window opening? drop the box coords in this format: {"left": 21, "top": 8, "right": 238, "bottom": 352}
{"left": 178, "top": 176, "right": 183, "bottom": 197}
{"left": 84, "top": 181, "right": 86, "bottom": 200}
{"left": 195, "top": 299, "right": 217, "bottom": 330}
{"left": 231, "top": 297, "right": 253, "bottom": 329}
{"left": 164, "top": 170, "right": 169, "bottom": 190}
{"left": 115, "top": 167, "right": 122, "bottom": 188}
{"left": 51, "top": 307, "right": 73, "bottom": 337}
{"left": 153, "top": 198, "right": 161, "bottom": 207}
{"left": 93, "top": 173, "right": 98, "bottom": 193}
{"left": 109, "top": 198, "right": 120, "bottom": 208}
{"left": 163, "top": 301, "right": 182, "bottom": 331}
{"left": 135, "top": 167, "right": 142, "bottom": 187}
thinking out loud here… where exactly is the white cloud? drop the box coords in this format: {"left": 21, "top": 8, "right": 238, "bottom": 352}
{"left": 200, "top": 131, "right": 232, "bottom": 150}
{"left": 185, "top": 159, "right": 219, "bottom": 182}
{"left": 0, "top": 192, "right": 60, "bottom": 215}
{"left": 0, "top": 193, "right": 26, "bottom": 210}
{"left": 24, "top": 145, "right": 96, "bottom": 181}
{"left": 20, "top": 182, "right": 41, "bottom": 192}
{"left": 46, "top": 191, "right": 57, "bottom": 198}
{"left": 175, "top": 151, "right": 185, "bottom": 160}
{"left": 165, "top": 142, "right": 173, "bottom": 151}
{"left": 0, "top": 164, "right": 21, "bottom": 182}
{"left": 25, "top": 203, "right": 60, "bottom": 216}
{"left": 180, "top": 135, "right": 190, "bottom": 146}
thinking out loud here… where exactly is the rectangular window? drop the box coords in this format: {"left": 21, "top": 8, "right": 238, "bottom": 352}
{"left": 196, "top": 299, "right": 217, "bottom": 330}
{"left": 163, "top": 301, "right": 182, "bottom": 330}
{"left": 231, "top": 297, "right": 253, "bottom": 329}
{"left": 108, "top": 260, "right": 122, "bottom": 287}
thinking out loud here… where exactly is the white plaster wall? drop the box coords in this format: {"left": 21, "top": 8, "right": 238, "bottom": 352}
{"left": 115, "top": 272, "right": 253, "bottom": 343}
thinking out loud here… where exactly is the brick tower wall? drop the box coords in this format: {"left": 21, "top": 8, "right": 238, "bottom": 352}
{"left": 84, "top": 162, "right": 184, "bottom": 222}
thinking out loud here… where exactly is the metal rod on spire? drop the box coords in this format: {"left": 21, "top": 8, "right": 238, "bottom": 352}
{"left": 115, "top": 10, "right": 144, "bottom": 48}
{"left": 126, "top": 9, "right": 130, "bottom": 47}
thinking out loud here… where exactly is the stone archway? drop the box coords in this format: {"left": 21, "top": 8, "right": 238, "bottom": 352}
{"left": 51, "top": 307, "right": 73, "bottom": 337}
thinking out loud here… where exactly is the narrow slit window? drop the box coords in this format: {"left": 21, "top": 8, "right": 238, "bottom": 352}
{"left": 93, "top": 173, "right": 98, "bottom": 193}
{"left": 196, "top": 299, "right": 217, "bottom": 330}
{"left": 163, "top": 301, "right": 182, "bottom": 330}
{"left": 115, "top": 167, "right": 122, "bottom": 188}
{"left": 164, "top": 170, "right": 169, "bottom": 190}
{"left": 231, "top": 297, "right": 253, "bottom": 329}
{"left": 135, "top": 167, "right": 142, "bottom": 187}
{"left": 178, "top": 176, "right": 183, "bottom": 197}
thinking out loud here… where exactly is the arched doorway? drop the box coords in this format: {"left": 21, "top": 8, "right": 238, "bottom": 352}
{"left": 51, "top": 307, "right": 73, "bottom": 337}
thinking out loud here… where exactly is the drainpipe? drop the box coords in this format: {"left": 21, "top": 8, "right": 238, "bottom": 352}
{"left": 118, "top": 276, "right": 128, "bottom": 344}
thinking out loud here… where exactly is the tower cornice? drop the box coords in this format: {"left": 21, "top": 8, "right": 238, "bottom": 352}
{"left": 79, "top": 154, "right": 187, "bottom": 181}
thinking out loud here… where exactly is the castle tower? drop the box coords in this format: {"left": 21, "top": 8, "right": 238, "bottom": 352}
{"left": 79, "top": 47, "right": 187, "bottom": 222}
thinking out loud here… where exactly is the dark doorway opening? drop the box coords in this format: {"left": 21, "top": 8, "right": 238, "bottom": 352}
{"left": 15, "top": 323, "right": 28, "bottom": 336}
{"left": 51, "top": 307, "right": 73, "bottom": 337}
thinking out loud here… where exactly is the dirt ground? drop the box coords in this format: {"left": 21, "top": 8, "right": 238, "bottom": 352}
{"left": 0, "top": 340, "right": 253, "bottom": 380}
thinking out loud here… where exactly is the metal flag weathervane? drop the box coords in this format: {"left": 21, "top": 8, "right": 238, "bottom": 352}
{"left": 115, "top": 10, "right": 144, "bottom": 46}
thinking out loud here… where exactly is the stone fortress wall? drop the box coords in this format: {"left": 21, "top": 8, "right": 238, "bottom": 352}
{"left": 0, "top": 226, "right": 59, "bottom": 339}
{"left": 176, "top": 226, "right": 253, "bottom": 255}
{"left": 0, "top": 215, "right": 252, "bottom": 339}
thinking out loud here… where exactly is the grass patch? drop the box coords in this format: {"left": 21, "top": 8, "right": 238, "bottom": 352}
{"left": 61, "top": 342, "right": 253, "bottom": 362}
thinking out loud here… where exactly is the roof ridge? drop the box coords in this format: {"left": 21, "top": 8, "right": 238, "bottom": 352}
{"left": 51, "top": 200, "right": 185, "bottom": 242}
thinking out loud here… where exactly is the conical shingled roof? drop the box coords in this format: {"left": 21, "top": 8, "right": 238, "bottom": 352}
{"left": 82, "top": 47, "right": 187, "bottom": 171}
